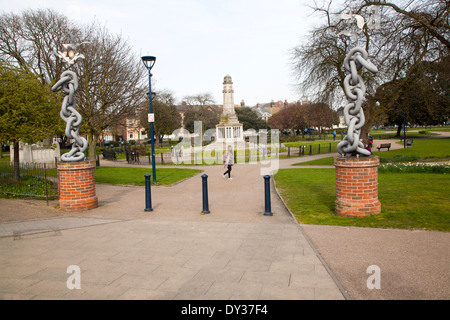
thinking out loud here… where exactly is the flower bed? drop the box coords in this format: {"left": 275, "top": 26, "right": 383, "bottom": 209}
{"left": 378, "top": 162, "right": 450, "bottom": 174}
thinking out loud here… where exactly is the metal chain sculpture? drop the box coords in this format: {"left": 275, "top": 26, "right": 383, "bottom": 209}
{"left": 52, "top": 43, "right": 88, "bottom": 162}
{"left": 336, "top": 47, "right": 378, "bottom": 157}
{"left": 336, "top": 4, "right": 382, "bottom": 157}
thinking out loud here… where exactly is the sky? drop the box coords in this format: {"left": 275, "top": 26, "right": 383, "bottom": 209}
{"left": 0, "top": 0, "right": 323, "bottom": 107}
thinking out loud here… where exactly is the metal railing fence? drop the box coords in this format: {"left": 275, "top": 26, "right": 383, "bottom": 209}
{"left": 0, "top": 162, "right": 58, "bottom": 204}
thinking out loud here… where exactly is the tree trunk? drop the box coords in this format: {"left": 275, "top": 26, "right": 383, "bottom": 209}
{"left": 88, "top": 133, "right": 98, "bottom": 161}
{"left": 395, "top": 123, "right": 402, "bottom": 138}
{"left": 13, "top": 141, "right": 20, "bottom": 182}
{"left": 360, "top": 125, "right": 370, "bottom": 144}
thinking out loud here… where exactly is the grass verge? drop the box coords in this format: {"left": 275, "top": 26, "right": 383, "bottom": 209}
{"left": 293, "top": 157, "right": 335, "bottom": 166}
{"left": 293, "top": 137, "right": 450, "bottom": 165}
{"left": 94, "top": 167, "right": 202, "bottom": 186}
{"left": 373, "top": 137, "right": 450, "bottom": 160}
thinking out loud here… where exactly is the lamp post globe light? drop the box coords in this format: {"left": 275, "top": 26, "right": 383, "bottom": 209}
{"left": 141, "top": 56, "right": 157, "bottom": 184}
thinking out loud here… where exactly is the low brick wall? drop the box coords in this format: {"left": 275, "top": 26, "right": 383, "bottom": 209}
{"left": 334, "top": 156, "right": 381, "bottom": 217}
{"left": 57, "top": 160, "right": 98, "bottom": 212}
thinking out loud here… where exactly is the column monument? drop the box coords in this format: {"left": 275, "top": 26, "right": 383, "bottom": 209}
{"left": 215, "top": 75, "right": 244, "bottom": 144}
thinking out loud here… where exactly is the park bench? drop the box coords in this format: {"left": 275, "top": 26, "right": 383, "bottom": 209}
{"left": 407, "top": 139, "right": 413, "bottom": 147}
{"left": 102, "top": 149, "right": 116, "bottom": 161}
{"left": 376, "top": 143, "right": 391, "bottom": 151}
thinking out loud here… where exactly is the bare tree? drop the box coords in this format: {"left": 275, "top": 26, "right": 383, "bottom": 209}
{"left": 360, "top": 0, "right": 450, "bottom": 50}
{"left": 269, "top": 102, "right": 308, "bottom": 133}
{"left": 182, "top": 93, "right": 216, "bottom": 107}
{"left": 291, "top": 0, "right": 448, "bottom": 140}
{"left": 309, "top": 102, "right": 338, "bottom": 133}
{"left": 73, "top": 22, "right": 147, "bottom": 158}
{"left": 268, "top": 101, "right": 337, "bottom": 134}
{"left": 0, "top": 9, "right": 76, "bottom": 82}
{"left": 356, "top": 0, "right": 449, "bottom": 120}
{"left": 139, "top": 90, "right": 181, "bottom": 146}
{"left": 0, "top": 9, "right": 147, "bottom": 157}
{"left": 156, "top": 89, "right": 178, "bottom": 105}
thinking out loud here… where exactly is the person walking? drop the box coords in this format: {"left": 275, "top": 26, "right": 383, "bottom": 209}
{"left": 223, "top": 145, "right": 234, "bottom": 180}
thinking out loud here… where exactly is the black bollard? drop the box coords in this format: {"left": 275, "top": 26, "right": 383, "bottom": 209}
{"left": 144, "top": 173, "right": 153, "bottom": 212}
{"left": 201, "top": 174, "right": 210, "bottom": 214}
{"left": 263, "top": 175, "right": 272, "bottom": 216}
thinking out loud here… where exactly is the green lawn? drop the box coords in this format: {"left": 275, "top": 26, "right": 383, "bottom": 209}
{"left": 371, "top": 131, "right": 440, "bottom": 139}
{"left": 373, "top": 137, "right": 450, "bottom": 160}
{"left": 293, "top": 137, "right": 450, "bottom": 165}
{"left": 371, "top": 127, "right": 449, "bottom": 138}
{"left": 293, "top": 157, "right": 335, "bottom": 166}
{"left": 94, "top": 167, "right": 202, "bottom": 186}
{"left": 274, "top": 168, "right": 450, "bottom": 231}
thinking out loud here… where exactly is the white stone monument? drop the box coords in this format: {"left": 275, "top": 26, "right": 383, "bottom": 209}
{"left": 10, "top": 141, "right": 60, "bottom": 165}
{"left": 215, "top": 74, "right": 244, "bottom": 143}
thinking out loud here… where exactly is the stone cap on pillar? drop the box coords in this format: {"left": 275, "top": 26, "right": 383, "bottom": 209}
{"left": 334, "top": 155, "right": 380, "bottom": 168}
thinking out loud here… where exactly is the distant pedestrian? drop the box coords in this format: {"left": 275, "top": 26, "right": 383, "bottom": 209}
{"left": 365, "top": 143, "right": 372, "bottom": 154}
{"left": 223, "top": 145, "right": 234, "bottom": 180}
{"left": 333, "top": 130, "right": 336, "bottom": 141}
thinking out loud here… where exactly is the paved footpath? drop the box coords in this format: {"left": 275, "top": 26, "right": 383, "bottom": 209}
{"left": 1, "top": 143, "right": 449, "bottom": 300}
{"left": 0, "top": 155, "right": 345, "bottom": 300}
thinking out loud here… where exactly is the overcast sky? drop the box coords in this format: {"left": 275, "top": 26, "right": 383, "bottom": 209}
{"left": 0, "top": 0, "right": 323, "bottom": 106}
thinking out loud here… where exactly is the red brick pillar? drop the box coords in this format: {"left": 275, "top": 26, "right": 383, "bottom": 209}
{"left": 57, "top": 160, "right": 98, "bottom": 212}
{"left": 334, "top": 156, "right": 381, "bottom": 217}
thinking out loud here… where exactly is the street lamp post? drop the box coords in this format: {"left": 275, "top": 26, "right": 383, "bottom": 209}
{"left": 141, "top": 56, "right": 157, "bottom": 184}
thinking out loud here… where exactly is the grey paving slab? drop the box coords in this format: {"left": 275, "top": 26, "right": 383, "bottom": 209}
{"left": 0, "top": 219, "right": 345, "bottom": 300}
{"left": 0, "top": 217, "right": 121, "bottom": 239}
{"left": 0, "top": 159, "right": 347, "bottom": 300}
{"left": 1, "top": 147, "right": 448, "bottom": 300}
{"left": 301, "top": 224, "right": 450, "bottom": 300}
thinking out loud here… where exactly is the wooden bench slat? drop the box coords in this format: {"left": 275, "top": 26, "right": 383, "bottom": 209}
{"left": 376, "top": 143, "right": 391, "bottom": 151}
